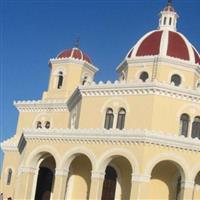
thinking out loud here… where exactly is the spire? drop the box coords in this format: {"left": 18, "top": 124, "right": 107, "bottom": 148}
{"left": 167, "top": 0, "right": 172, "bottom": 6}
{"left": 158, "top": 0, "right": 179, "bottom": 31}
{"left": 74, "top": 36, "right": 80, "bottom": 48}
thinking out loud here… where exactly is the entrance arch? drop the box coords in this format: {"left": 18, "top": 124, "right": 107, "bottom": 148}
{"left": 193, "top": 172, "right": 200, "bottom": 199}
{"left": 102, "top": 166, "right": 117, "bottom": 200}
{"left": 34, "top": 155, "right": 56, "bottom": 200}
{"left": 147, "top": 160, "right": 185, "bottom": 200}
{"left": 99, "top": 155, "right": 133, "bottom": 200}
{"left": 64, "top": 154, "right": 92, "bottom": 200}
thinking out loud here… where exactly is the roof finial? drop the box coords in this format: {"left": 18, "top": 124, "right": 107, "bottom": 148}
{"left": 74, "top": 36, "right": 80, "bottom": 48}
{"left": 167, "top": 0, "right": 172, "bottom": 6}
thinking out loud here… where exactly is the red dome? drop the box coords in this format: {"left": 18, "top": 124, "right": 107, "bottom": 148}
{"left": 57, "top": 47, "right": 92, "bottom": 64}
{"left": 127, "top": 30, "right": 200, "bottom": 65}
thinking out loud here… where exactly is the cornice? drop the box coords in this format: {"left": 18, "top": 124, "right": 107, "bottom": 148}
{"left": 14, "top": 99, "right": 68, "bottom": 112}
{"left": 73, "top": 81, "right": 200, "bottom": 103}
{"left": 49, "top": 57, "right": 99, "bottom": 73}
{"left": 23, "top": 128, "right": 200, "bottom": 153}
{"left": 116, "top": 56, "right": 200, "bottom": 74}
{"left": 1, "top": 137, "right": 18, "bottom": 152}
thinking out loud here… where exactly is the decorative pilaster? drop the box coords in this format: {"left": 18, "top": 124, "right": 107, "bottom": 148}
{"left": 51, "top": 168, "right": 69, "bottom": 200}
{"left": 15, "top": 167, "right": 38, "bottom": 200}
{"left": 89, "top": 170, "right": 105, "bottom": 200}
{"left": 180, "top": 180, "right": 194, "bottom": 200}
{"left": 130, "top": 174, "right": 151, "bottom": 200}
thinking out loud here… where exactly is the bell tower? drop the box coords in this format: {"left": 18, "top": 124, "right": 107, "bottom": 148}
{"left": 42, "top": 46, "right": 99, "bottom": 100}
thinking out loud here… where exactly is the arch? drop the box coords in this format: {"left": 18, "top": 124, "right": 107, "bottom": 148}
{"left": 191, "top": 116, "right": 200, "bottom": 139}
{"left": 101, "top": 166, "right": 118, "bottom": 200}
{"left": 145, "top": 153, "right": 189, "bottom": 180}
{"left": 57, "top": 71, "right": 64, "bottom": 89}
{"left": 97, "top": 148, "right": 139, "bottom": 174}
{"left": 25, "top": 145, "right": 61, "bottom": 168}
{"left": 177, "top": 103, "right": 200, "bottom": 121}
{"left": 104, "top": 108, "right": 114, "bottom": 129}
{"left": 44, "top": 121, "right": 51, "bottom": 129}
{"left": 6, "top": 168, "right": 13, "bottom": 185}
{"left": 116, "top": 108, "right": 126, "bottom": 130}
{"left": 179, "top": 113, "right": 190, "bottom": 137}
{"left": 191, "top": 163, "right": 200, "bottom": 182}
{"left": 60, "top": 147, "right": 96, "bottom": 170}
{"left": 32, "top": 113, "right": 53, "bottom": 129}
{"left": 100, "top": 97, "right": 130, "bottom": 114}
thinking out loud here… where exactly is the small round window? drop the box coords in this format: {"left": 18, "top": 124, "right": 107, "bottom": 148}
{"left": 171, "top": 74, "right": 181, "bottom": 86}
{"left": 139, "top": 72, "right": 149, "bottom": 82}
{"left": 45, "top": 121, "right": 50, "bottom": 129}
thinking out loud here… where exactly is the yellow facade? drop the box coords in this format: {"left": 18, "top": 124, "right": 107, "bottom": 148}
{"left": 1, "top": 1, "right": 200, "bottom": 200}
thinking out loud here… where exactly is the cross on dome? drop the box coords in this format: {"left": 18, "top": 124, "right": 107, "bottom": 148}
{"left": 158, "top": 0, "right": 179, "bottom": 31}
{"left": 74, "top": 36, "right": 80, "bottom": 48}
{"left": 167, "top": 0, "right": 172, "bottom": 6}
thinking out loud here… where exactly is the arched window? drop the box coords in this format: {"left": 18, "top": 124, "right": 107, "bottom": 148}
{"left": 116, "top": 108, "right": 126, "bottom": 130}
{"left": 139, "top": 72, "right": 149, "bottom": 82}
{"left": 192, "top": 116, "right": 200, "bottom": 139}
{"left": 104, "top": 108, "right": 114, "bottom": 130}
{"left": 180, "top": 114, "right": 190, "bottom": 137}
{"left": 171, "top": 74, "right": 181, "bottom": 86}
{"left": 57, "top": 71, "right": 63, "bottom": 89}
{"left": 7, "top": 168, "right": 12, "bottom": 185}
{"left": 120, "top": 71, "right": 125, "bottom": 81}
{"left": 169, "top": 17, "right": 172, "bottom": 25}
{"left": 36, "top": 121, "right": 42, "bottom": 129}
{"left": 45, "top": 121, "right": 50, "bottom": 129}
{"left": 164, "top": 17, "right": 167, "bottom": 25}
{"left": 82, "top": 76, "right": 88, "bottom": 85}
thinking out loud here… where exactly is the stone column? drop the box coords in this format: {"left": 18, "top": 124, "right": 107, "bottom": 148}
{"left": 51, "top": 168, "right": 69, "bottom": 200}
{"left": 89, "top": 171, "right": 105, "bottom": 200}
{"left": 188, "top": 118, "right": 193, "bottom": 138}
{"left": 14, "top": 167, "right": 38, "bottom": 200}
{"left": 180, "top": 180, "right": 194, "bottom": 200}
{"left": 130, "top": 174, "right": 151, "bottom": 200}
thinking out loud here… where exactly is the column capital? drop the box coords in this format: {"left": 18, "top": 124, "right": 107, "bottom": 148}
{"left": 181, "top": 180, "right": 194, "bottom": 189}
{"left": 91, "top": 170, "right": 105, "bottom": 179}
{"left": 131, "top": 173, "right": 151, "bottom": 183}
{"left": 55, "top": 168, "right": 69, "bottom": 177}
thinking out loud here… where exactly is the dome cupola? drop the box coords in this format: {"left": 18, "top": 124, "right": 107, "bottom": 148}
{"left": 126, "top": 0, "right": 200, "bottom": 65}
{"left": 57, "top": 47, "right": 92, "bottom": 64}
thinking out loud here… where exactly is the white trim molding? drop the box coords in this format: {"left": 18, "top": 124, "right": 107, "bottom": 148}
{"left": 14, "top": 99, "right": 68, "bottom": 112}
{"left": 91, "top": 170, "right": 105, "bottom": 179}
{"left": 23, "top": 128, "right": 200, "bottom": 153}
{"left": 49, "top": 57, "right": 99, "bottom": 73}
{"left": 1, "top": 137, "right": 18, "bottom": 152}
{"left": 67, "top": 81, "right": 200, "bottom": 109}
{"left": 131, "top": 174, "right": 151, "bottom": 183}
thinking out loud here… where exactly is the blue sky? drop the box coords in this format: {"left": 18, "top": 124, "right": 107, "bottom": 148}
{"left": 0, "top": 0, "right": 200, "bottom": 166}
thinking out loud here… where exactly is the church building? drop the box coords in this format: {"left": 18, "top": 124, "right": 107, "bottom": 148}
{"left": 1, "top": 1, "right": 200, "bottom": 199}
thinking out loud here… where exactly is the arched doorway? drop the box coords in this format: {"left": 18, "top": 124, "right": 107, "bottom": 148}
{"left": 148, "top": 160, "right": 184, "bottom": 200}
{"left": 193, "top": 172, "right": 200, "bottom": 199}
{"left": 34, "top": 156, "right": 56, "bottom": 200}
{"left": 101, "top": 166, "right": 117, "bottom": 200}
{"left": 100, "top": 156, "right": 132, "bottom": 200}
{"left": 65, "top": 154, "right": 92, "bottom": 200}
